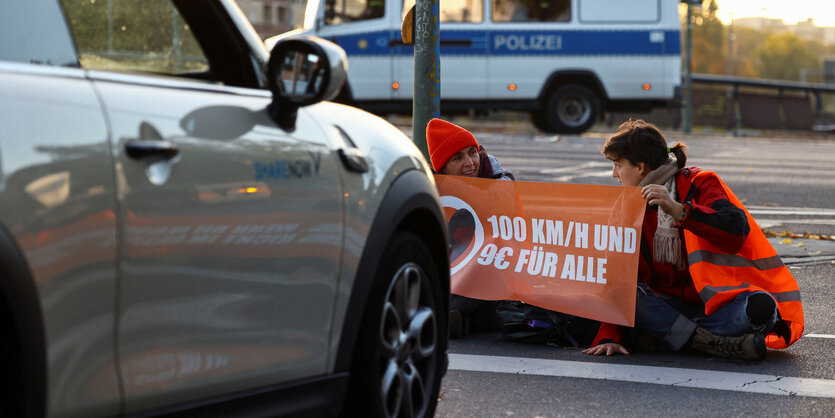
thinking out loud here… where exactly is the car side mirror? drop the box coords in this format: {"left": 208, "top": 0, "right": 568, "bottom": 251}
{"left": 266, "top": 36, "right": 348, "bottom": 131}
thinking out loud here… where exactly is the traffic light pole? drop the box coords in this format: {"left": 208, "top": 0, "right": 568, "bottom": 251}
{"left": 412, "top": 0, "right": 440, "bottom": 162}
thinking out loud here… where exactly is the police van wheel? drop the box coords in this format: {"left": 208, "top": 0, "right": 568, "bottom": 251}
{"left": 345, "top": 230, "right": 445, "bottom": 418}
{"left": 544, "top": 84, "right": 599, "bottom": 133}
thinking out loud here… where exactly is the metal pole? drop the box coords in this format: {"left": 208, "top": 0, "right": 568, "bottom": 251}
{"left": 683, "top": 2, "right": 693, "bottom": 134}
{"left": 412, "top": 0, "right": 440, "bottom": 162}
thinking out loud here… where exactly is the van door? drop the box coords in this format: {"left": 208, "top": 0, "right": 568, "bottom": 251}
{"left": 575, "top": 0, "right": 667, "bottom": 100}
{"left": 394, "top": 0, "right": 488, "bottom": 101}
{"left": 315, "top": 0, "right": 395, "bottom": 101}
{"left": 487, "top": 0, "right": 573, "bottom": 100}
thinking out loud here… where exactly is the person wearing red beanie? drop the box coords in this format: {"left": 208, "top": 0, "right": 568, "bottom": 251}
{"left": 426, "top": 118, "right": 514, "bottom": 338}
{"left": 425, "top": 118, "right": 514, "bottom": 180}
{"left": 429, "top": 119, "right": 598, "bottom": 345}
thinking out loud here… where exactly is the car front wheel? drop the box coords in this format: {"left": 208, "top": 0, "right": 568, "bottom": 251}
{"left": 345, "top": 230, "right": 446, "bottom": 418}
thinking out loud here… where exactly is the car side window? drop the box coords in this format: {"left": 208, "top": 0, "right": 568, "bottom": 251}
{"left": 492, "top": 0, "right": 570, "bottom": 23}
{"left": 0, "top": 0, "right": 79, "bottom": 66}
{"left": 325, "top": 0, "right": 385, "bottom": 25}
{"left": 58, "top": 0, "right": 209, "bottom": 76}
{"left": 402, "top": 0, "right": 483, "bottom": 23}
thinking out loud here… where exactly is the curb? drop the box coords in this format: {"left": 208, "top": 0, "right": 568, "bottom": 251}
{"left": 769, "top": 237, "right": 835, "bottom": 265}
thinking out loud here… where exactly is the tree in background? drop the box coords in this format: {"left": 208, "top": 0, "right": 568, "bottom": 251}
{"left": 688, "top": 0, "right": 727, "bottom": 75}
{"left": 753, "top": 33, "right": 820, "bottom": 80}
{"left": 727, "top": 26, "right": 759, "bottom": 78}
{"left": 686, "top": 0, "right": 832, "bottom": 82}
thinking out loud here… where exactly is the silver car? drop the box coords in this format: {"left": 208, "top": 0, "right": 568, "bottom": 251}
{"left": 0, "top": 0, "right": 449, "bottom": 416}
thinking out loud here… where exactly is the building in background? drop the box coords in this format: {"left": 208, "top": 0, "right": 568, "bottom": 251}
{"left": 237, "top": 0, "right": 306, "bottom": 39}
{"left": 792, "top": 19, "right": 835, "bottom": 46}
{"left": 735, "top": 17, "right": 835, "bottom": 46}
{"left": 734, "top": 17, "right": 786, "bottom": 32}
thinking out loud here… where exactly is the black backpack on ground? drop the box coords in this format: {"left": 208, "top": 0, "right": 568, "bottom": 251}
{"left": 495, "top": 300, "right": 599, "bottom": 348}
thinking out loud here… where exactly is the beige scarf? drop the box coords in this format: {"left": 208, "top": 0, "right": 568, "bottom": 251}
{"left": 638, "top": 158, "right": 687, "bottom": 270}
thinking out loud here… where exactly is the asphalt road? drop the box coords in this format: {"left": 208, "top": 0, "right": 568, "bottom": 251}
{"left": 419, "top": 125, "right": 835, "bottom": 417}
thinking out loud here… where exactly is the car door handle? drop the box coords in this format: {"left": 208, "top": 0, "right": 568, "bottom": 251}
{"left": 125, "top": 140, "right": 180, "bottom": 160}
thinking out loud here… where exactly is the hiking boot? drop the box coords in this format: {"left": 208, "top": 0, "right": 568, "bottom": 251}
{"left": 690, "top": 326, "right": 766, "bottom": 361}
{"left": 449, "top": 310, "right": 470, "bottom": 339}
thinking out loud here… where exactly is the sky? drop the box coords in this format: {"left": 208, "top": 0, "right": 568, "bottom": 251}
{"left": 711, "top": 0, "right": 835, "bottom": 27}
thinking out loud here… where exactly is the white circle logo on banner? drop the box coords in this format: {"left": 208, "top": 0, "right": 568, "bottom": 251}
{"left": 440, "top": 196, "right": 484, "bottom": 275}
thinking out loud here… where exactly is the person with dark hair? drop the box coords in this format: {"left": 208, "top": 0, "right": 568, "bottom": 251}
{"left": 582, "top": 119, "right": 804, "bottom": 360}
{"left": 426, "top": 118, "right": 513, "bottom": 338}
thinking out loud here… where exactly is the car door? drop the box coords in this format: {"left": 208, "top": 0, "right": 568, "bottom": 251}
{"left": 0, "top": 1, "right": 121, "bottom": 415}
{"left": 59, "top": 0, "right": 344, "bottom": 412}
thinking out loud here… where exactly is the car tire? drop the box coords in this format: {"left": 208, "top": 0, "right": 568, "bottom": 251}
{"left": 543, "top": 84, "right": 599, "bottom": 134}
{"left": 344, "top": 230, "right": 445, "bottom": 418}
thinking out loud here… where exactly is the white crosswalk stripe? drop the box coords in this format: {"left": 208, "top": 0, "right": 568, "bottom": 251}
{"left": 448, "top": 353, "right": 835, "bottom": 398}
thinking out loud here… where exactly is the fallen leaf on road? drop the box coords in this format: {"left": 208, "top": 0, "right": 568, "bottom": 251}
{"left": 762, "top": 229, "right": 834, "bottom": 241}
{"left": 795, "top": 242, "right": 804, "bottom": 247}
{"left": 780, "top": 239, "right": 792, "bottom": 244}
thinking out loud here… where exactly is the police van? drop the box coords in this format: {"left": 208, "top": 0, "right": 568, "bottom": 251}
{"left": 269, "top": 0, "right": 682, "bottom": 133}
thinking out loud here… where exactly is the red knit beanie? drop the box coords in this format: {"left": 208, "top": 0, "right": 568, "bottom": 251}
{"left": 426, "top": 118, "right": 479, "bottom": 172}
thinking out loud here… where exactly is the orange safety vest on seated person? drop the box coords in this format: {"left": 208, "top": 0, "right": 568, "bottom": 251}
{"left": 680, "top": 171, "right": 804, "bottom": 349}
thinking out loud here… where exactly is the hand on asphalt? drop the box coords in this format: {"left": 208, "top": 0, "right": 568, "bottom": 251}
{"left": 582, "top": 342, "right": 631, "bottom": 356}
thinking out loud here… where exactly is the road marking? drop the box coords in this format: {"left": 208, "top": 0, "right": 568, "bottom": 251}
{"left": 552, "top": 171, "right": 613, "bottom": 182}
{"left": 538, "top": 162, "right": 613, "bottom": 183}
{"left": 448, "top": 353, "right": 835, "bottom": 398}
{"left": 539, "top": 161, "right": 611, "bottom": 174}
{"left": 759, "top": 219, "right": 835, "bottom": 227}
{"left": 748, "top": 206, "right": 835, "bottom": 216}
{"left": 806, "top": 334, "right": 835, "bottom": 339}
{"left": 782, "top": 255, "right": 835, "bottom": 265}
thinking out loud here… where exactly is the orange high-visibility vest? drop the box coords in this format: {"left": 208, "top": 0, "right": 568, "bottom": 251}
{"left": 680, "top": 171, "right": 804, "bottom": 349}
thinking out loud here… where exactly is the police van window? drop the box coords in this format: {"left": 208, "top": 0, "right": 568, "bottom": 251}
{"left": 402, "top": 0, "right": 483, "bottom": 23}
{"left": 59, "top": 0, "right": 209, "bottom": 75}
{"left": 492, "top": 0, "right": 570, "bottom": 23}
{"left": 326, "top": 0, "right": 385, "bottom": 25}
{"left": 579, "top": 0, "right": 659, "bottom": 23}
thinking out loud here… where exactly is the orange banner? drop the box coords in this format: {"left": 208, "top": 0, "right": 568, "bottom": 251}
{"left": 436, "top": 175, "right": 646, "bottom": 326}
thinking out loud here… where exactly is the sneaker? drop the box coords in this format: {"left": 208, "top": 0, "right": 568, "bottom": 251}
{"left": 690, "top": 326, "right": 766, "bottom": 361}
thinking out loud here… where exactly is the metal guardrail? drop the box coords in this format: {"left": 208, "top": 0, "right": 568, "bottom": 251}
{"left": 690, "top": 73, "right": 835, "bottom": 132}
{"left": 693, "top": 73, "right": 835, "bottom": 93}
